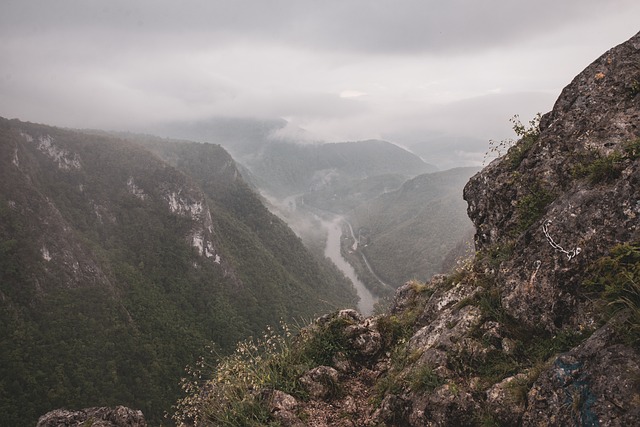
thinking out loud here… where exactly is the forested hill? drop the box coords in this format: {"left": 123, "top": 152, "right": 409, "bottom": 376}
{"left": 151, "top": 118, "right": 437, "bottom": 198}
{"left": 0, "top": 118, "right": 356, "bottom": 425}
{"left": 244, "top": 139, "right": 437, "bottom": 197}
{"left": 349, "top": 166, "right": 480, "bottom": 288}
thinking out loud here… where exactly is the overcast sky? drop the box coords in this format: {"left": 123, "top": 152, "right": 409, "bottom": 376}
{"left": 1, "top": 1, "right": 639, "bottom": 166}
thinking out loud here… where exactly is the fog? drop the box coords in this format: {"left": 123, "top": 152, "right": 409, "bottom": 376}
{"left": 1, "top": 0, "right": 639, "bottom": 166}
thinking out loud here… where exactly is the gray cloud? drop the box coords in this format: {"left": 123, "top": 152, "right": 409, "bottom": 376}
{"left": 1, "top": 1, "right": 639, "bottom": 165}
{"left": 1, "top": 0, "right": 632, "bottom": 54}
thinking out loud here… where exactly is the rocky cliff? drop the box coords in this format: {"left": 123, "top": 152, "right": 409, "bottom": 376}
{"left": 176, "top": 31, "right": 640, "bottom": 426}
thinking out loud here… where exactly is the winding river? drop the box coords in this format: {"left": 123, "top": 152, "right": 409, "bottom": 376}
{"left": 264, "top": 193, "right": 379, "bottom": 316}
{"left": 322, "top": 217, "right": 378, "bottom": 316}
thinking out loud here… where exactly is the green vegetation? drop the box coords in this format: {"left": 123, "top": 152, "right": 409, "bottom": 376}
{"left": 629, "top": 79, "right": 640, "bottom": 96}
{"left": 373, "top": 341, "right": 424, "bottom": 402}
{"left": 572, "top": 149, "right": 623, "bottom": 184}
{"left": 485, "top": 114, "right": 541, "bottom": 169}
{"left": 482, "top": 242, "right": 515, "bottom": 271}
{"left": 339, "top": 227, "right": 393, "bottom": 298}
{"left": 515, "top": 182, "right": 555, "bottom": 234}
{"left": 507, "top": 113, "right": 541, "bottom": 169}
{"left": 376, "top": 280, "right": 434, "bottom": 342}
{"left": 0, "top": 119, "right": 357, "bottom": 425}
{"left": 586, "top": 242, "right": 640, "bottom": 348}
{"left": 448, "top": 287, "right": 588, "bottom": 388}
{"left": 173, "top": 316, "right": 354, "bottom": 426}
{"left": 443, "top": 256, "right": 590, "bottom": 389}
{"left": 348, "top": 167, "right": 479, "bottom": 287}
{"left": 410, "top": 364, "right": 445, "bottom": 392}
{"left": 373, "top": 280, "right": 444, "bottom": 401}
{"left": 572, "top": 138, "right": 640, "bottom": 184}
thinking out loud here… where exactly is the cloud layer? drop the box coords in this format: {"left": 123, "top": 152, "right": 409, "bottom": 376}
{"left": 1, "top": 0, "right": 639, "bottom": 165}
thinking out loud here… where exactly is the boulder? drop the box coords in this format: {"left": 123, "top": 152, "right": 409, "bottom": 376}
{"left": 36, "top": 406, "right": 146, "bottom": 427}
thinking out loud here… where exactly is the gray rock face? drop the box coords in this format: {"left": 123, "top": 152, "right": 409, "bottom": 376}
{"left": 300, "top": 366, "right": 340, "bottom": 400}
{"left": 523, "top": 318, "right": 640, "bottom": 427}
{"left": 464, "top": 31, "right": 640, "bottom": 331}
{"left": 36, "top": 406, "right": 146, "bottom": 427}
{"left": 265, "top": 390, "right": 305, "bottom": 427}
{"left": 365, "top": 31, "right": 640, "bottom": 426}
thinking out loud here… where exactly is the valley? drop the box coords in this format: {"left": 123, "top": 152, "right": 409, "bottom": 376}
{"left": 322, "top": 217, "right": 377, "bottom": 315}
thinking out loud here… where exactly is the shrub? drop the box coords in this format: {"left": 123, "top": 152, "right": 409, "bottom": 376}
{"left": 572, "top": 151, "right": 623, "bottom": 184}
{"left": 409, "top": 364, "right": 444, "bottom": 392}
{"left": 515, "top": 184, "right": 555, "bottom": 233}
{"left": 623, "top": 137, "right": 640, "bottom": 160}
{"left": 172, "top": 322, "right": 307, "bottom": 426}
{"left": 299, "top": 316, "right": 353, "bottom": 366}
{"left": 586, "top": 243, "right": 640, "bottom": 347}
{"left": 629, "top": 79, "right": 640, "bottom": 96}
{"left": 373, "top": 342, "right": 425, "bottom": 403}
{"left": 572, "top": 138, "right": 640, "bottom": 184}
{"left": 172, "top": 313, "right": 364, "bottom": 425}
{"left": 485, "top": 114, "right": 541, "bottom": 168}
{"left": 480, "top": 242, "right": 515, "bottom": 271}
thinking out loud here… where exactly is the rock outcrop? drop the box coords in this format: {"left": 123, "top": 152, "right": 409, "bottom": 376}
{"left": 371, "top": 30, "right": 640, "bottom": 426}
{"left": 36, "top": 406, "right": 146, "bottom": 427}
{"left": 464, "top": 30, "right": 640, "bottom": 333}
{"left": 99, "top": 32, "right": 640, "bottom": 427}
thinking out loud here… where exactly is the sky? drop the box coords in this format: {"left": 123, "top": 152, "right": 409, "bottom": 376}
{"left": 1, "top": 0, "right": 639, "bottom": 167}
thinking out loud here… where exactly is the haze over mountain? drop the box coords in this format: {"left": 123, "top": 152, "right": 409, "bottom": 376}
{"left": 0, "top": 118, "right": 356, "bottom": 425}
{"left": 1, "top": 3, "right": 638, "bottom": 426}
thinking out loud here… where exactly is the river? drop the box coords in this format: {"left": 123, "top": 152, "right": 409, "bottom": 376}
{"left": 322, "top": 217, "right": 378, "bottom": 316}
{"left": 262, "top": 192, "right": 379, "bottom": 316}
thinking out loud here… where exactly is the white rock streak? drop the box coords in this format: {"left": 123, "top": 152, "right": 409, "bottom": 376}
{"left": 41, "top": 245, "right": 52, "bottom": 261}
{"left": 27, "top": 133, "right": 82, "bottom": 170}
{"left": 163, "top": 189, "right": 221, "bottom": 264}
{"left": 127, "top": 177, "right": 147, "bottom": 200}
{"left": 166, "top": 191, "right": 205, "bottom": 218}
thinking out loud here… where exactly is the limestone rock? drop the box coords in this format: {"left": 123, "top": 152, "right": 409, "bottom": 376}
{"left": 36, "top": 406, "right": 146, "bottom": 427}
{"left": 265, "top": 390, "right": 305, "bottom": 427}
{"left": 299, "top": 366, "right": 340, "bottom": 400}
{"left": 486, "top": 373, "right": 528, "bottom": 425}
{"left": 464, "top": 31, "right": 640, "bottom": 331}
{"left": 522, "top": 320, "right": 640, "bottom": 426}
{"left": 345, "top": 318, "right": 383, "bottom": 358}
{"left": 408, "top": 383, "right": 479, "bottom": 426}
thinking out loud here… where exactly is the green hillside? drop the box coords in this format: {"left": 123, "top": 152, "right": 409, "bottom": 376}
{"left": 349, "top": 167, "right": 479, "bottom": 287}
{"left": 0, "top": 118, "right": 356, "bottom": 425}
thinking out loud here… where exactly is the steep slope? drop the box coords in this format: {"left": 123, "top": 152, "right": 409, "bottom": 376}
{"left": 131, "top": 135, "right": 358, "bottom": 313}
{"left": 0, "top": 119, "right": 356, "bottom": 426}
{"left": 176, "top": 31, "right": 640, "bottom": 426}
{"left": 348, "top": 167, "right": 479, "bottom": 290}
